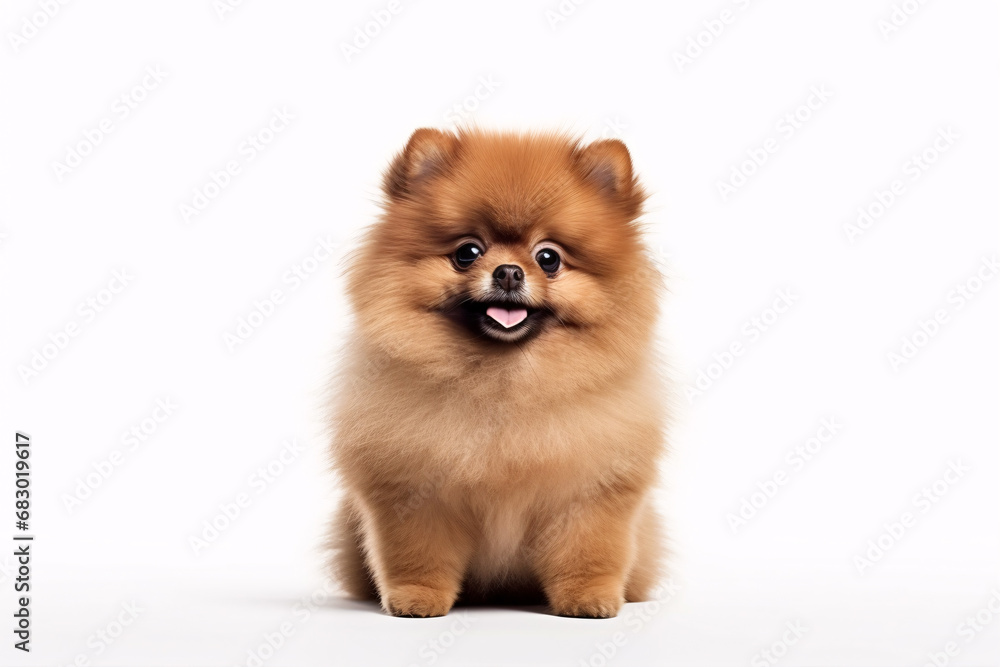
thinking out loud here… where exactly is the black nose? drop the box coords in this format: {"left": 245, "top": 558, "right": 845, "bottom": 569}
{"left": 492, "top": 264, "right": 524, "bottom": 291}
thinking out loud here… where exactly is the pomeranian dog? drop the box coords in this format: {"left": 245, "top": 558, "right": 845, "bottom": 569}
{"left": 329, "top": 128, "right": 665, "bottom": 618}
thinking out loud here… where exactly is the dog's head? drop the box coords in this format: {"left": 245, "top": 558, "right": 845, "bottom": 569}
{"left": 347, "top": 129, "right": 660, "bottom": 386}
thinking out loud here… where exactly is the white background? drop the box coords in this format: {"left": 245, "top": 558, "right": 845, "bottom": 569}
{"left": 1, "top": 0, "right": 998, "bottom": 665}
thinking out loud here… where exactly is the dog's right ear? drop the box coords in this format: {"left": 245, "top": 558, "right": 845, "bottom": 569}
{"left": 383, "top": 128, "right": 457, "bottom": 201}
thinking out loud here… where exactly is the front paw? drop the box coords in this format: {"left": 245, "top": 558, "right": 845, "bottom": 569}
{"left": 548, "top": 580, "right": 624, "bottom": 618}
{"left": 382, "top": 583, "right": 455, "bottom": 617}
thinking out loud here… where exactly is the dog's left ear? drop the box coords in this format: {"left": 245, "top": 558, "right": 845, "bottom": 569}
{"left": 383, "top": 128, "right": 457, "bottom": 201}
{"left": 574, "top": 139, "right": 644, "bottom": 214}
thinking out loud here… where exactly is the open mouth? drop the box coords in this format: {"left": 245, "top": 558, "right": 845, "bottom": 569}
{"left": 452, "top": 299, "right": 549, "bottom": 342}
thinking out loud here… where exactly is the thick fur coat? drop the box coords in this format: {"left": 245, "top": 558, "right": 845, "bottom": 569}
{"left": 329, "top": 128, "right": 665, "bottom": 618}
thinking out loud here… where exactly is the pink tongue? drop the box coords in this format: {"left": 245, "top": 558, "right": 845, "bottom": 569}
{"left": 486, "top": 306, "right": 528, "bottom": 328}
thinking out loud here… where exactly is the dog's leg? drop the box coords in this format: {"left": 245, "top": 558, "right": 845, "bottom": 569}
{"left": 532, "top": 490, "right": 642, "bottom": 618}
{"left": 363, "top": 494, "right": 474, "bottom": 617}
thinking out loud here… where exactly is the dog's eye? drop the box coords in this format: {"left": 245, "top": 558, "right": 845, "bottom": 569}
{"left": 453, "top": 242, "right": 483, "bottom": 269}
{"left": 535, "top": 248, "right": 560, "bottom": 274}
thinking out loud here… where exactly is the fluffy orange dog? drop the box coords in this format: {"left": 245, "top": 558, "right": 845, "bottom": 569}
{"left": 330, "top": 128, "right": 665, "bottom": 618}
